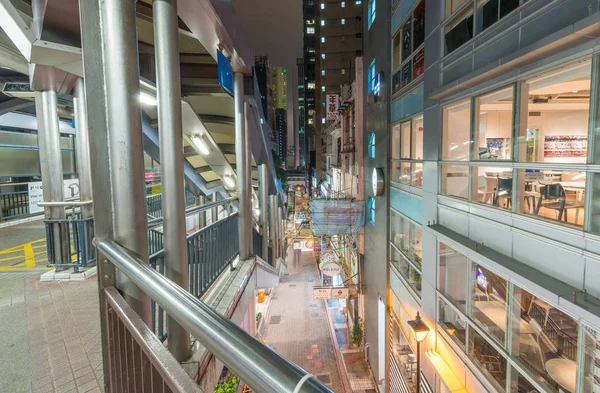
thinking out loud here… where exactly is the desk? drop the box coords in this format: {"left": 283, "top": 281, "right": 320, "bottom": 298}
{"left": 474, "top": 302, "right": 535, "bottom": 334}
{"left": 546, "top": 358, "right": 576, "bottom": 392}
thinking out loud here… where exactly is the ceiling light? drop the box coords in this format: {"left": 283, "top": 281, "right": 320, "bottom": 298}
{"left": 190, "top": 135, "right": 211, "bottom": 155}
{"left": 572, "top": 90, "right": 579, "bottom": 93}
{"left": 139, "top": 92, "right": 157, "bottom": 106}
{"left": 223, "top": 176, "right": 235, "bottom": 188}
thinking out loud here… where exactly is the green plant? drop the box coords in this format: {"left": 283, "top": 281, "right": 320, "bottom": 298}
{"left": 272, "top": 150, "right": 288, "bottom": 191}
{"left": 213, "top": 374, "right": 239, "bottom": 393}
{"left": 256, "top": 312, "right": 262, "bottom": 323}
{"left": 351, "top": 318, "right": 363, "bottom": 346}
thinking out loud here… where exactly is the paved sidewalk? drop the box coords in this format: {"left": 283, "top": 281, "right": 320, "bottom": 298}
{"left": 261, "top": 250, "right": 345, "bottom": 392}
{"left": 0, "top": 271, "right": 103, "bottom": 393}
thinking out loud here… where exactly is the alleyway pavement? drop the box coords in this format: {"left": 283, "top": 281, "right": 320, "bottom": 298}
{"left": 261, "top": 249, "right": 345, "bottom": 392}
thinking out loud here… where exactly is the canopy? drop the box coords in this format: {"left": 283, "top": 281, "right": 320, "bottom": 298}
{"left": 309, "top": 200, "right": 365, "bottom": 235}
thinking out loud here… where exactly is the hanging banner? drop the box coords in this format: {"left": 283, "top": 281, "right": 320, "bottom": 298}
{"left": 326, "top": 94, "right": 339, "bottom": 120}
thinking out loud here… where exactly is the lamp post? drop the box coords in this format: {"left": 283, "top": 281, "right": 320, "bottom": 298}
{"left": 408, "top": 312, "right": 430, "bottom": 393}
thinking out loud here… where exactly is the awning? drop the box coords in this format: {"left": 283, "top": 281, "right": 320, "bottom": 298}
{"left": 310, "top": 200, "right": 365, "bottom": 235}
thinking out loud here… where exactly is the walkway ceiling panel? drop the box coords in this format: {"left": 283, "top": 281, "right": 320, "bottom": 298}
{"left": 200, "top": 171, "right": 220, "bottom": 182}
{"left": 0, "top": 0, "right": 35, "bottom": 62}
{"left": 204, "top": 123, "right": 234, "bottom": 144}
{"left": 186, "top": 155, "right": 208, "bottom": 168}
{"left": 32, "top": 0, "right": 80, "bottom": 47}
{"left": 187, "top": 95, "right": 234, "bottom": 117}
{"left": 310, "top": 200, "right": 366, "bottom": 236}
{"left": 225, "top": 154, "right": 236, "bottom": 164}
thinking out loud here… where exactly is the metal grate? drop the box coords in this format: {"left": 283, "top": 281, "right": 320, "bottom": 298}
{"left": 269, "top": 316, "right": 282, "bottom": 325}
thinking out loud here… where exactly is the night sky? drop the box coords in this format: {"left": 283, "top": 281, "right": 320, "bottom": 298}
{"left": 232, "top": 0, "right": 303, "bottom": 159}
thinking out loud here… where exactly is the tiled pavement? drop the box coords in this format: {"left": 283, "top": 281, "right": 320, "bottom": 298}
{"left": 0, "top": 271, "right": 103, "bottom": 393}
{"left": 261, "top": 250, "right": 345, "bottom": 392}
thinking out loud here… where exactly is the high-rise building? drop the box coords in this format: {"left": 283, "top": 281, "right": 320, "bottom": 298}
{"left": 254, "top": 56, "right": 274, "bottom": 129}
{"left": 313, "top": 0, "right": 363, "bottom": 184}
{"left": 271, "top": 66, "right": 287, "bottom": 110}
{"left": 275, "top": 108, "right": 287, "bottom": 165}
{"left": 297, "top": 57, "right": 307, "bottom": 168}
{"left": 302, "top": 0, "right": 317, "bottom": 189}
{"left": 360, "top": 1, "right": 600, "bottom": 393}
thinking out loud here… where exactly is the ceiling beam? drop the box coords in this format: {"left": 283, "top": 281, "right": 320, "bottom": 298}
{"left": 0, "top": 97, "right": 33, "bottom": 116}
{"left": 202, "top": 114, "right": 235, "bottom": 126}
{"left": 218, "top": 143, "right": 235, "bottom": 155}
{"left": 194, "top": 165, "right": 212, "bottom": 174}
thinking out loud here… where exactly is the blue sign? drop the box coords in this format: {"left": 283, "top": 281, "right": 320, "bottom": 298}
{"left": 217, "top": 50, "right": 234, "bottom": 97}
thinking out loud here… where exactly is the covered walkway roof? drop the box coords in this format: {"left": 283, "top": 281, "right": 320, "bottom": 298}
{"left": 309, "top": 200, "right": 365, "bottom": 236}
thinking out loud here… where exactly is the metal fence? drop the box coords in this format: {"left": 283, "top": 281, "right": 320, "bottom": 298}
{"left": 45, "top": 216, "right": 95, "bottom": 270}
{"left": 252, "top": 228, "right": 263, "bottom": 259}
{"left": 148, "top": 229, "right": 164, "bottom": 255}
{"left": 149, "top": 213, "right": 239, "bottom": 340}
{"left": 0, "top": 191, "right": 29, "bottom": 221}
{"left": 146, "top": 194, "right": 162, "bottom": 218}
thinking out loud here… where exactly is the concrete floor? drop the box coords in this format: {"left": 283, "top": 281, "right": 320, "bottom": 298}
{"left": 0, "top": 219, "right": 48, "bottom": 270}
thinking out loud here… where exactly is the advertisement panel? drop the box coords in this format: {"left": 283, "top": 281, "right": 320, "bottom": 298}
{"left": 326, "top": 94, "right": 339, "bottom": 121}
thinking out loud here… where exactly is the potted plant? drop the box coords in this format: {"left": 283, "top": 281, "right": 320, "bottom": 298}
{"left": 351, "top": 318, "right": 363, "bottom": 348}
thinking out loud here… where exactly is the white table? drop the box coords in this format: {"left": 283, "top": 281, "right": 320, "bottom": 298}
{"left": 546, "top": 358, "right": 577, "bottom": 392}
{"left": 474, "top": 302, "right": 536, "bottom": 334}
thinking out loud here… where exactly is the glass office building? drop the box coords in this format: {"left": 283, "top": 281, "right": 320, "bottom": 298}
{"left": 362, "top": 1, "right": 600, "bottom": 393}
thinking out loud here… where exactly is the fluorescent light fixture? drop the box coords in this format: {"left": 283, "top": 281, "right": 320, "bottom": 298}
{"left": 572, "top": 173, "right": 585, "bottom": 180}
{"left": 450, "top": 145, "right": 458, "bottom": 150}
{"left": 190, "top": 134, "right": 211, "bottom": 155}
{"left": 223, "top": 176, "right": 235, "bottom": 188}
{"left": 463, "top": 141, "right": 472, "bottom": 145}
{"left": 140, "top": 92, "right": 157, "bottom": 106}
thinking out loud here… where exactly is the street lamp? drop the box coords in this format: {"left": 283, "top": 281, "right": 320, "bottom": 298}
{"left": 408, "top": 312, "right": 430, "bottom": 393}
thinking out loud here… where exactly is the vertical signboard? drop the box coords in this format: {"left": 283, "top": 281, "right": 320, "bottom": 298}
{"left": 326, "top": 94, "right": 339, "bottom": 121}
{"left": 28, "top": 182, "right": 44, "bottom": 214}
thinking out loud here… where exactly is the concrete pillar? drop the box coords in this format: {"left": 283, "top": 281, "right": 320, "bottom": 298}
{"left": 73, "top": 78, "right": 93, "bottom": 219}
{"left": 35, "top": 90, "right": 70, "bottom": 269}
{"left": 259, "top": 165, "right": 269, "bottom": 259}
{"left": 211, "top": 194, "right": 218, "bottom": 223}
{"left": 269, "top": 195, "right": 279, "bottom": 260}
{"left": 234, "top": 73, "right": 251, "bottom": 260}
{"left": 198, "top": 195, "right": 206, "bottom": 228}
{"left": 153, "top": 0, "right": 189, "bottom": 361}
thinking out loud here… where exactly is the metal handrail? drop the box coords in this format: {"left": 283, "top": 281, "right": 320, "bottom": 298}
{"left": 38, "top": 200, "right": 93, "bottom": 207}
{"left": 147, "top": 196, "right": 237, "bottom": 229}
{"left": 98, "top": 239, "right": 333, "bottom": 393}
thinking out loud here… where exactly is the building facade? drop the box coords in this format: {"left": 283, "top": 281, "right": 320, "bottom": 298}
{"left": 362, "top": 0, "right": 600, "bottom": 393}
{"left": 271, "top": 66, "right": 288, "bottom": 111}
{"left": 275, "top": 108, "right": 288, "bottom": 164}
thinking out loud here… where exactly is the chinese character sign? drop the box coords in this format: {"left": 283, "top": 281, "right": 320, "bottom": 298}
{"left": 326, "top": 94, "right": 339, "bottom": 121}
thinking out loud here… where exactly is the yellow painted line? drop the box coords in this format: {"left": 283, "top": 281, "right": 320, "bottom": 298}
{"left": 24, "top": 243, "right": 35, "bottom": 269}
{"left": 0, "top": 255, "right": 24, "bottom": 263}
{"left": 32, "top": 245, "right": 47, "bottom": 250}
{"left": 0, "top": 247, "right": 23, "bottom": 255}
{"left": 31, "top": 238, "right": 46, "bottom": 244}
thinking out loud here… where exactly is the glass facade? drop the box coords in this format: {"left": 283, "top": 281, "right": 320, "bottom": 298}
{"left": 390, "top": 113, "right": 423, "bottom": 188}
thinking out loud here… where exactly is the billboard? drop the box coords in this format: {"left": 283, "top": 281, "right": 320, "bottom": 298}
{"left": 326, "top": 94, "right": 339, "bottom": 121}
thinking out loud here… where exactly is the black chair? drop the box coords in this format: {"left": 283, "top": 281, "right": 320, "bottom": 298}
{"left": 534, "top": 183, "right": 584, "bottom": 223}
{"left": 493, "top": 177, "right": 512, "bottom": 208}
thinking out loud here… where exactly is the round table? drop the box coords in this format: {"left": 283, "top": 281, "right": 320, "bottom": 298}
{"left": 546, "top": 358, "right": 577, "bottom": 393}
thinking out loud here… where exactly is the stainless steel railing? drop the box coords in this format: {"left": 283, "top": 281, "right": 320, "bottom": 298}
{"left": 147, "top": 196, "right": 237, "bottom": 229}
{"left": 98, "top": 239, "right": 333, "bottom": 393}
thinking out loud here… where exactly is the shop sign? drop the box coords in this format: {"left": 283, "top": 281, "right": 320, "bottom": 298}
{"left": 313, "top": 286, "right": 349, "bottom": 300}
{"left": 326, "top": 94, "right": 339, "bottom": 120}
{"left": 294, "top": 239, "right": 314, "bottom": 251}
{"left": 319, "top": 255, "right": 342, "bottom": 276}
{"left": 331, "top": 287, "right": 349, "bottom": 299}
{"left": 313, "top": 287, "right": 331, "bottom": 300}
{"left": 413, "top": 48, "right": 424, "bottom": 79}
{"left": 151, "top": 185, "right": 162, "bottom": 195}
{"left": 28, "top": 179, "right": 80, "bottom": 214}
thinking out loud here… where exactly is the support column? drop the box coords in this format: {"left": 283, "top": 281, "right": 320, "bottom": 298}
{"left": 279, "top": 206, "right": 285, "bottom": 257}
{"left": 211, "top": 194, "right": 219, "bottom": 223}
{"left": 269, "top": 195, "right": 278, "bottom": 260}
{"left": 259, "top": 165, "right": 269, "bottom": 260}
{"left": 234, "top": 73, "right": 251, "bottom": 260}
{"left": 79, "top": 0, "right": 150, "bottom": 323}
{"left": 73, "top": 78, "right": 93, "bottom": 219}
{"left": 198, "top": 195, "right": 206, "bottom": 228}
{"left": 244, "top": 103, "right": 253, "bottom": 254}
{"left": 35, "top": 90, "right": 69, "bottom": 267}
{"left": 153, "top": 0, "right": 189, "bottom": 361}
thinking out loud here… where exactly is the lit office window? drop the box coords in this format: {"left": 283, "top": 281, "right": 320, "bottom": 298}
{"left": 321, "top": 37, "right": 326, "bottom": 43}
{"left": 356, "top": 0, "right": 362, "bottom": 4}
{"left": 341, "top": 69, "right": 345, "bottom": 75}
{"left": 320, "top": 2, "right": 325, "bottom": 8}
{"left": 321, "top": 86, "right": 325, "bottom": 92}
{"left": 442, "top": 99, "right": 471, "bottom": 161}
{"left": 322, "top": 117, "right": 326, "bottom": 124}
{"left": 368, "top": 0, "right": 376, "bottom": 29}
{"left": 321, "top": 53, "right": 326, "bottom": 59}
{"left": 341, "top": 18, "right": 346, "bottom": 24}
{"left": 341, "top": 1, "right": 346, "bottom": 7}
{"left": 368, "top": 132, "right": 376, "bottom": 158}
{"left": 321, "top": 70, "right": 326, "bottom": 76}
{"left": 438, "top": 243, "right": 467, "bottom": 313}
{"left": 368, "top": 197, "right": 376, "bottom": 225}
{"left": 474, "top": 86, "right": 514, "bottom": 160}
{"left": 321, "top": 19, "right": 325, "bottom": 26}
{"left": 306, "top": 27, "right": 315, "bottom": 34}
{"left": 441, "top": 165, "right": 469, "bottom": 199}
{"left": 307, "top": 82, "right": 315, "bottom": 89}
{"left": 322, "top": 101, "right": 326, "bottom": 108}
{"left": 368, "top": 60, "right": 376, "bottom": 93}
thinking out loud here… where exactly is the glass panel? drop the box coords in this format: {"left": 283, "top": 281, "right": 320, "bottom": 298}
{"left": 0, "top": 130, "right": 38, "bottom": 147}
{"left": 445, "top": 7, "right": 474, "bottom": 54}
{"left": 511, "top": 285, "right": 579, "bottom": 393}
{"left": 517, "top": 169, "right": 586, "bottom": 227}
{"left": 439, "top": 296, "right": 467, "bottom": 350}
{"left": 390, "top": 210, "right": 422, "bottom": 265}
{"left": 592, "top": 172, "right": 600, "bottom": 233}
{"left": 411, "top": 163, "right": 423, "bottom": 188}
{"left": 445, "top": 0, "right": 469, "bottom": 17}
{"left": 439, "top": 242, "right": 467, "bottom": 313}
{"left": 474, "top": 87, "right": 514, "bottom": 160}
{"left": 391, "top": 318, "right": 419, "bottom": 392}
{"left": 412, "top": 115, "right": 423, "bottom": 160}
{"left": 471, "top": 264, "right": 507, "bottom": 345}
{"left": 519, "top": 61, "right": 591, "bottom": 164}
{"left": 475, "top": 0, "right": 519, "bottom": 34}
{"left": 393, "top": 32, "right": 401, "bottom": 71}
{"left": 508, "top": 366, "right": 539, "bottom": 393}
{"left": 0, "top": 148, "right": 40, "bottom": 177}
{"left": 583, "top": 326, "right": 600, "bottom": 393}
{"left": 441, "top": 165, "right": 469, "bottom": 199}
{"left": 413, "top": 1, "right": 425, "bottom": 51}
{"left": 392, "top": 124, "right": 401, "bottom": 159}
{"left": 401, "top": 122, "right": 411, "bottom": 159}
{"left": 391, "top": 246, "right": 422, "bottom": 296}
{"left": 443, "top": 100, "right": 471, "bottom": 161}
{"left": 471, "top": 167, "right": 513, "bottom": 209}
{"left": 468, "top": 325, "right": 507, "bottom": 391}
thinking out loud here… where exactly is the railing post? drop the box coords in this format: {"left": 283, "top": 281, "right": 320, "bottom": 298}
{"left": 73, "top": 78, "right": 93, "bottom": 219}
{"left": 234, "top": 72, "right": 251, "bottom": 260}
{"left": 270, "top": 195, "right": 279, "bottom": 261}
{"left": 211, "top": 193, "right": 219, "bottom": 224}
{"left": 35, "top": 89, "right": 70, "bottom": 270}
{"left": 198, "top": 195, "right": 206, "bottom": 228}
{"left": 259, "top": 164, "right": 269, "bottom": 261}
{"left": 153, "top": 0, "right": 190, "bottom": 361}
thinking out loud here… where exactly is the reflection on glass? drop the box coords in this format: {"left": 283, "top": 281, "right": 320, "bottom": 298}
{"left": 391, "top": 246, "right": 422, "bottom": 295}
{"left": 471, "top": 264, "right": 507, "bottom": 345}
{"left": 468, "top": 325, "right": 507, "bottom": 392}
{"left": 508, "top": 366, "right": 538, "bottom": 393}
{"left": 472, "top": 167, "right": 513, "bottom": 209}
{"left": 583, "top": 326, "right": 600, "bottom": 393}
{"left": 411, "top": 163, "right": 423, "bottom": 188}
{"left": 445, "top": 7, "right": 474, "bottom": 54}
{"left": 443, "top": 100, "right": 471, "bottom": 160}
{"left": 401, "top": 122, "right": 411, "bottom": 159}
{"left": 519, "top": 61, "right": 591, "bottom": 164}
{"left": 391, "top": 319, "right": 418, "bottom": 393}
{"left": 412, "top": 116, "right": 424, "bottom": 160}
{"left": 439, "top": 296, "right": 467, "bottom": 350}
{"left": 475, "top": 0, "right": 520, "bottom": 34}
{"left": 592, "top": 173, "right": 600, "bottom": 234}
{"left": 512, "top": 285, "right": 579, "bottom": 393}
{"left": 445, "top": 0, "right": 469, "bottom": 17}
{"left": 390, "top": 210, "right": 422, "bottom": 266}
{"left": 439, "top": 243, "right": 467, "bottom": 313}
{"left": 392, "top": 124, "right": 401, "bottom": 159}
{"left": 441, "top": 165, "right": 469, "bottom": 199}
{"left": 518, "top": 169, "right": 586, "bottom": 227}
{"left": 474, "top": 87, "right": 514, "bottom": 160}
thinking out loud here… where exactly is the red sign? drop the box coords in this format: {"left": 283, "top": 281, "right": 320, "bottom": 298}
{"left": 326, "top": 94, "right": 339, "bottom": 121}
{"left": 145, "top": 171, "right": 155, "bottom": 182}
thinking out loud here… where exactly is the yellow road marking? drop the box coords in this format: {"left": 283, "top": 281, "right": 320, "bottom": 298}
{"left": 0, "top": 255, "right": 24, "bottom": 263}
{"left": 24, "top": 243, "right": 35, "bottom": 269}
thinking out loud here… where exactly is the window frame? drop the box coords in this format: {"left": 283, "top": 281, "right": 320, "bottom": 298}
{"left": 390, "top": 113, "right": 424, "bottom": 188}
{"left": 368, "top": 196, "right": 376, "bottom": 225}
{"left": 368, "top": 131, "right": 376, "bottom": 159}
{"left": 368, "top": 0, "right": 376, "bottom": 29}
{"left": 391, "top": 0, "right": 426, "bottom": 93}
{"left": 368, "top": 60, "right": 376, "bottom": 93}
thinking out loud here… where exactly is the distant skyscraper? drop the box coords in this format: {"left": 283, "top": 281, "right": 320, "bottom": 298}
{"left": 297, "top": 57, "right": 306, "bottom": 167}
{"left": 271, "top": 67, "right": 288, "bottom": 110}
{"left": 255, "top": 56, "right": 275, "bottom": 129}
{"left": 275, "top": 108, "right": 287, "bottom": 165}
